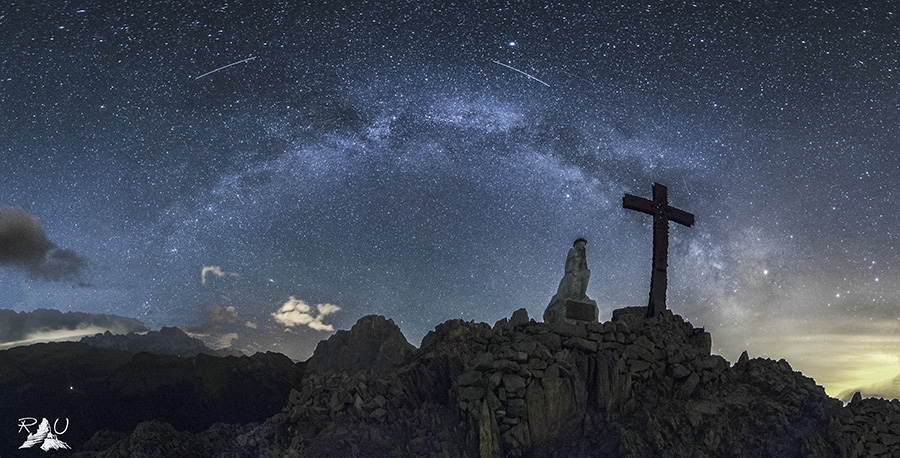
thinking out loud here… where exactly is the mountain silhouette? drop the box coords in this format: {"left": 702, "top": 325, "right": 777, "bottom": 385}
{"left": 5, "top": 309, "right": 900, "bottom": 457}
{"left": 0, "top": 342, "right": 303, "bottom": 451}
{"left": 70, "top": 309, "right": 900, "bottom": 458}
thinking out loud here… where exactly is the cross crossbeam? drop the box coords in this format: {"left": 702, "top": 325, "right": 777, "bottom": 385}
{"left": 623, "top": 183, "right": 695, "bottom": 318}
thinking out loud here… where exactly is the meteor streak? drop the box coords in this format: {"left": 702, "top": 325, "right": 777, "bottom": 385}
{"left": 195, "top": 56, "right": 257, "bottom": 80}
{"left": 491, "top": 59, "right": 550, "bottom": 87}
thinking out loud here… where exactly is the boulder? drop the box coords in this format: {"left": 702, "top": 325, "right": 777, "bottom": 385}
{"left": 494, "top": 308, "right": 531, "bottom": 329}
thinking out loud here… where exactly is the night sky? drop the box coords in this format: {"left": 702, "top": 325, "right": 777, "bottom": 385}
{"left": 2, "top": 1, "right": 899, "bottom": 399}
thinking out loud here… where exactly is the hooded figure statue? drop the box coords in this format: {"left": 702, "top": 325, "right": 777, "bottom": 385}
{"left": 543, "top": 238, "right": 598, "bottom": 324}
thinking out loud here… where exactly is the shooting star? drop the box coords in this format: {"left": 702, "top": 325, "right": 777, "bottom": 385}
{"left": 491, "top": 59, "right": 550, "bottom": 87}
{"left": 194, "top": 56, "right": 257, "bottom": 80}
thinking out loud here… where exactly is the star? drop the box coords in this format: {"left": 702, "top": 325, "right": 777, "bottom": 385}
{"left": 0, "top": 0, "right": 897, "bottom": 400}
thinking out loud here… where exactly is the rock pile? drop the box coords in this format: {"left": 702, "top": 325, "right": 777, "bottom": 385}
{"left": 456, "top": 306, "right": 724, "bottom": 457}
{"left": 830, "top": 393, "right": 900, "bottom": 457}
{"left": 74, "top": 309, "right": 900, "bottom": 458}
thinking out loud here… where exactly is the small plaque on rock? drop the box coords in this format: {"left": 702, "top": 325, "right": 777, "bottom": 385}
{"left": 566, "top": 300, "right": 597, "bottom": 322}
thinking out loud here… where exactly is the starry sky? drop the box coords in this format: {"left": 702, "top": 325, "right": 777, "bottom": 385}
{"left": 1, "top": 1, "right": 899, "bottom": 399}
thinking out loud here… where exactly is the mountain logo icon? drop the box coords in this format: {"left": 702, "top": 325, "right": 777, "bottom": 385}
{"left": 18, "top": 417, "right": 70, "bottom": 451}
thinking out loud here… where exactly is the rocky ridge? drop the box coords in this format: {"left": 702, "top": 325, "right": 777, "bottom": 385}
{"left": 75, "top": 308, "right": 900, "bottom": 458}
{"left": 0, "top": 342, "right": 303, "bottom": 452}
{"left": 80, "top": 326, "right": 243, "bottom": 357}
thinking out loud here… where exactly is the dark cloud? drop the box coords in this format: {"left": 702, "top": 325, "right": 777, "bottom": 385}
{"left": 0, "top": 207, "right": 87, "bottom": 281}
{"left": 0, "top": 308, "right": 147, "bottom": 344}
{"left": 185, "top": 303, "right": 239, "bottom": 335}
{"left": 30, "top": 248, "right": 88, "bottom": 281}
{"left": 0, "top": 207, "right": 53, "bottom": 265}
{"left": 206, "top": 304, "right": 238, "bottom": 325}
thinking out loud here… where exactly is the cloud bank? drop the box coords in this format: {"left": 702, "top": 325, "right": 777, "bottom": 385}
{"left": 272, "top": 296, "right": 340, "bottom": 332}
{"left": 0, "top": 207, "right": 87, "bottom": 281}
{"left": 0, "top": 308, "right": 147, "bottom": 347}
{"left": 184, "top": 304, "right": 240, "bottom": 337}
{"left": 206, "top": 304, "right": 238, "bottom": 324}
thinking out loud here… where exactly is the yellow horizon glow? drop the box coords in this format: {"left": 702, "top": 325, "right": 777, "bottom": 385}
{"left": 713, "top": 322, "right": 900, "bottom": 400}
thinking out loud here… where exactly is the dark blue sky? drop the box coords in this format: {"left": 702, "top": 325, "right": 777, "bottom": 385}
{"left": 2, "top": 1, "right": 899, "bottom": 397}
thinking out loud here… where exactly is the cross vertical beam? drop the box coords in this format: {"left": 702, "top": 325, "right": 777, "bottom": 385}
{"left": 623, "top": 183, "right": 695, "bottom": 318}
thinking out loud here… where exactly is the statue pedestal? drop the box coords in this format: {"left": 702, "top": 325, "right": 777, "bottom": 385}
{"left": 565, "top": 300, "right": 598, "bottom": 323}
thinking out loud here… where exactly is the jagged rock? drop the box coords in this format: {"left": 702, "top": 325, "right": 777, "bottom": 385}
{"left": 495, "top": 308, "right": 532, "bottom": 329}
{"left": 479, "top": 401, "right": 501, "bottom": 458}
{"left": 509, "top": 308, "right": 530, "bottom": 326}
{"left": 306, "top": 315, "right": 415, "bottom": 374}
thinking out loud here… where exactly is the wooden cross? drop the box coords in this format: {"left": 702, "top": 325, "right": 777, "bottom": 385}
{"left": 623, "top": 183, "right": 695, "bottom": 318}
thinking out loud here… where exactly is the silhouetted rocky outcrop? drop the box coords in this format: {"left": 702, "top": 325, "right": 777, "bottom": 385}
{"left": 15, "top": 310, "right": 900, "bottom": 457}
{"left": 231, "top": 310, "right": 900, "bottom": 457}
{"left": 80, "top": 326, "right": 243, "bottom": 357}
{"left": 305, "top": 314, "right": 415, "bottom": 374}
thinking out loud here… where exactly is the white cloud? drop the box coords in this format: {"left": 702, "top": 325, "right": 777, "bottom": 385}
{"left": 244, "top": 321, "right": 257, "bottom": 329}
{"left": 0, "top": 325, "right": 123, "bottom": 349}
{"left": 271, "top": 296, "right": 340, "bottom": 332}
{"left": 201, "top": 265, "right": 239, "bottom": 284}
{"left": 307, "top": 320, "right": 336, "bottom": 331}
{"left": 317, "top": 303, "right": 341, "bottom": 315}
{"left": 216, "top": 332, "right": 239, "bottom": 348}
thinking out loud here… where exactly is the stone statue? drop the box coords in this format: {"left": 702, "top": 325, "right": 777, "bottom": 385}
{"left": 543, "top": 238, "right": 598, "bottom": 324}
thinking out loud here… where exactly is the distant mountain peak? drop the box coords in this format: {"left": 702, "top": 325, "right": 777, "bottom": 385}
{"left": 80, "top": 326, "right": 242, "bottom": 357}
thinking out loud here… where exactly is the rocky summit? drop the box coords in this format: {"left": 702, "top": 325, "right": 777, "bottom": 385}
{"left": 73, "top": 308, "right": 900, "bottom": 458}
{"left": 305, "top": 314, "right": 416, "bottom": 375}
